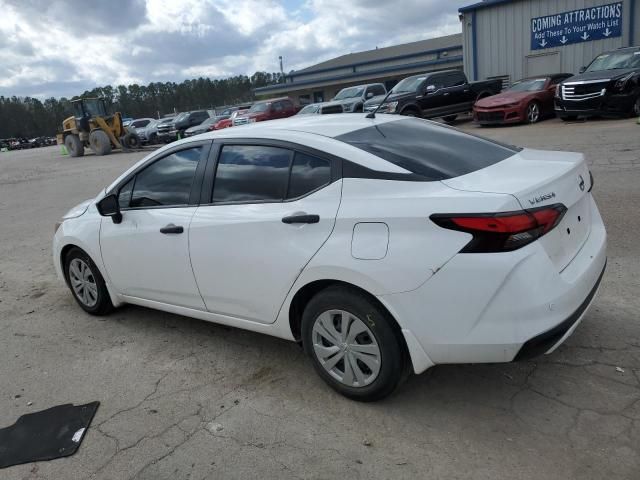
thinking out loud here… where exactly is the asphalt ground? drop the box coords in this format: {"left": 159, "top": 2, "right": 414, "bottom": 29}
{"left": 1, "top": 116, "right": 639, "bottom": 479}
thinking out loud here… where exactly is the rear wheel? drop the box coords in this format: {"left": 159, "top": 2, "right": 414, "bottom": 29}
{"left": 89, "top": 129, "right": 112, "bottom": 156}
{"left": 63, "top": 247, "right": 113, "bottom": 315}
{"left": 525, "top": 101, "right": 541, "bottom": 124}
{"left": 301, "top": 286, "right": 407, "bottom": 401}
{"left": 64, "top": 134, "right": 84, "bottom": 157}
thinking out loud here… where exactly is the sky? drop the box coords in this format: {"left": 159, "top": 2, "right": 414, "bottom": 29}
{"left": 0, "top": 0, "right": 469, "bottom": 99}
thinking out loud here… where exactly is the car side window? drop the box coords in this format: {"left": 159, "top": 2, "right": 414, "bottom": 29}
{"left": 287, "top": 153, "right": 331, "bottom": 199}
{"left": 118, "top": 177, "right": 134, "bottom": 208}
{"left": 282, "top": 100, "right": 293, "bottom": 110}
{"left": 372, "top": 85, "right": 386, "bottom": 96}
{"left": 128, "top": 146, "right": 202, "bottom": 208}
{"left": 273, "top": 102, "right": 284, "bottom": 112}
{"left": 212, "top": 145, "right": 291, "bottom": 203}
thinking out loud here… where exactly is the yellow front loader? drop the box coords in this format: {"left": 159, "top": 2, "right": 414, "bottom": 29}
{"left": 57, "top": 98, "right": 141, "bottom": 157}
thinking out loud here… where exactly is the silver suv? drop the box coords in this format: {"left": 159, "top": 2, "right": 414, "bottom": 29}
{"left": 332, "top": 83, "right": 387, "bottom": 112}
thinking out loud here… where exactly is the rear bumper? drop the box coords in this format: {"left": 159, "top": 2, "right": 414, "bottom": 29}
{"left": 378, "top": 194, "right": 607, "bottom": 373}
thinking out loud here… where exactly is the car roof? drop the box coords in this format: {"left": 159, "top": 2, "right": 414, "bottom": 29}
{"left": 202, "top": 113, "right": 405, "bottom": 139}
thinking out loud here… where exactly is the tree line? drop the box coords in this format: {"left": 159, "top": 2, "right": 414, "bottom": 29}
{"left": 0, "top": 71, "right": 283, "bottom": 139}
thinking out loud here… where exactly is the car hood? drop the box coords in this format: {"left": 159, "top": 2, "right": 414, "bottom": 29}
{"left": 364, "top": 91, "right": 415, "bottom": 106}
{"left": 62, "top": 198, "right": 93, "bottom": 219}
{"left": 563, "top": 68, "right": 637, "bottom": 83}
{"left": 475, "top": 91, "right": 534, "bottom": 107}
{"left": 185, "top": 125, "right": 205, "bottom": 134}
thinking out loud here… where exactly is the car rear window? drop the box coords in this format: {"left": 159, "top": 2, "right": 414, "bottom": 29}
{"left": 335, "top": 118, "right": 520, "bottom": 180}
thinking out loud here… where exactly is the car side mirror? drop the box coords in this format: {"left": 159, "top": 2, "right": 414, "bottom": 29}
{"left": 579, "top": 66, "right": 586, "bottom": 74}
{"left": 366, "top": 92, "right": 374, "bottom": 99}
{"left": 425, "top": 85, "right": 436, "bottom": 93}
{"left": 97, "top": 194, "right": 122, "bottom": 224}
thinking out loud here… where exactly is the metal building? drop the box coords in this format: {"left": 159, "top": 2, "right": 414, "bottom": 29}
{"left": 459, "top": 0, "right": 640, "bottom": 86}
{"left": 254, "top": 34, "right": 463, "bottom": 104}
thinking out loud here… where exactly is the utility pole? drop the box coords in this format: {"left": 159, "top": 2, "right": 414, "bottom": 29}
{"left": 279, "top": 56, "right": 285, "bottom": 83}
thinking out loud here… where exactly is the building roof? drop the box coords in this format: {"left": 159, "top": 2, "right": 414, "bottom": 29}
{"left": 459, "top": 0, "right": 518, "bottom": 13}
{"left": 292, "top": 33, "right": 462, "bottom": 76}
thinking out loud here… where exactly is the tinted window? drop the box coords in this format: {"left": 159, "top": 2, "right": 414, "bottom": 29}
{"left": 213, "top": 145, "right": 291, "bottom": 202}
{"left": 336, "top": 118, "right": 519, "bottom": 181}
{"left": 273, "top": 102, "right": 283, "bottom": 112}
{"left": 370, "top": 85, "right": 386, "bottom": 96}
{"left": 287, "top": 153, "right": 331, "bottom": 199}
{"left": 442, "top": 73, "right": 465, "bottom": 88}
{"left": 129, "top": 147, "right": 202, "bottom": 207}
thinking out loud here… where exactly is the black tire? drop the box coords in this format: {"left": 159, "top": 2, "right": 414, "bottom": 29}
{"left": 122, "top": 132, "right": 141, "bottom": 149}
{"left": 354, "top": 103, "right": 363, "bottom": 113}
{"left": 560, "top": 115, "right": 578, "bottom": 122}
{"left": 632, "top": 96, "right": 640, "bottom": 117}
{"left": 525, "top": 101, "right": 541, "bottom": 124}
{"left": 63, "top": 247, "right": 113, "bottom": 315}
{"left": 147, "top": 132, "right": 157, "bottom": 144}
{"left": 89, "top": 129, "right": 112, "bottom": 156}
{"left": 442, "top": 114, "right": 458, "bottom": 123}
{"left": 301, "top": 286, "right": 408, "bottom": 401}
{"left": 64, "top": 134, "right": 84, "bottom": 157}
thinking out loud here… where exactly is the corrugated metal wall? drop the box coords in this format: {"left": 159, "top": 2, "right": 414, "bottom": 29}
{"left": 462, "top": 0, "right": 640, "bottom": 81}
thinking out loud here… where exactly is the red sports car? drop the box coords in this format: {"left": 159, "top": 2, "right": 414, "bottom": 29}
{"left": 474, "top": 73, "right": 572, "bottom": 125}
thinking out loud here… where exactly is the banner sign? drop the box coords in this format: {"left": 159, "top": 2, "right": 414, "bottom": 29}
{"left": 531, "top": 2, "right": 623, "bottom": 50}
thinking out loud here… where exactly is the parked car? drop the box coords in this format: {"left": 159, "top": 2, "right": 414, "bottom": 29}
{"left": 122, "top": 118, "right": 134, "bottom": 127}
{"left": 215, "top": 108, "right": 250, "bottom": 129}
{"left": 156, "top": 116, "right": 181, "bottom": 143}
{"left": 363, "top": 70, "right": 502, "bottom": 121}
{"left": 183, "top": 115, "right": 230, "bottom": 137}
{"left": 54, "top": 114, "right": 606, "bottom": 401}
{"left": 555, "top": 46, "right": 640, "bottom": 120}
{"left": 297, "top": 102, "right": 344, "bottom": 115}
{"left": 474, "top": 74, "right": 572, "bottom": 125}
{"left": 233, "top": 97, "right": 298, "bottom": 125}
{"left": 144, "top": 117, "right": 173, "bottom": 144}
{"left": 332, "top": 83, "right": 386, "bottom": 112}
{"left": 170, "top": 110, "right": 210, "bottom": 139}
{"left": 127, "top": 118, "right": 157, "bottom": 143}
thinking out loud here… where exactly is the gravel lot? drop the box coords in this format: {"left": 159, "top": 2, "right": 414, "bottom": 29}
{"left": 1, "top": 117, "right": 639, "bottom": 479}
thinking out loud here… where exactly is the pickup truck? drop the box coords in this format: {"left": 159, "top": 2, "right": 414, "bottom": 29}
{"left": 363, "top": 70, "right": 502, "bottom": 121}
{"left": 555, "top": 46, "right": 640, "bottom": 120}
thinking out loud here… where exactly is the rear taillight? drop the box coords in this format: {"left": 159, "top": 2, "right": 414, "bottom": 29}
{"left": 430, "top": 204, "right": 567, "bottom": 253}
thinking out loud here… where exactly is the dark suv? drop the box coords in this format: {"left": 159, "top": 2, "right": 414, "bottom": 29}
{"left": 555, "top": 46, "right": 640, "bottom": 120}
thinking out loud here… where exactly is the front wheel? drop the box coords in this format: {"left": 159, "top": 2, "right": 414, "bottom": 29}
{"left": 64, "top": 134, "right": 84, "bottom": 157}
{"left": 302, "top": 286, "right": 407, "bottom": 401}
{"left": 525, "top": 101, "right": 541, "bottom": 124}
{"left": 632, "top": 96, "right": 640, "bottom": 117}
{"left": 64, "top": 247, "right": 113, "bottom": 315}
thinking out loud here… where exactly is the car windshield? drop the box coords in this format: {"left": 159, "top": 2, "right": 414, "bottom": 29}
{"left": 299, "top": 105, "right": 319, "bottom": 114}
{"left": 392, "top": 76, "right": 425, "bottom": 93}
{"left": 508, "top": 78, "right": 547, "bottom": 92}
{"left": 586, "top": 50, "right": 640, "bottom": 72}
{"left": 334, "top": 87, "right": 364, "bottom": 100}
{"left": 249, "top": 103, "right": 269, "bottom": 113}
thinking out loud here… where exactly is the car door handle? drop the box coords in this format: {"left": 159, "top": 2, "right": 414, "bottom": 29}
{"left": 282, "top": 214, "right": 320, "bottom": 224}
{"left": 160, "top": 224, "right": 184, "bottom": 234}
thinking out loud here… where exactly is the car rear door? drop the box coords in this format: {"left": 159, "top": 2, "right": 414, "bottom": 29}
{"left": 99, "top": 141, "right": 210, "bottom": 309}
{"left": 189, "top": 141, "right": 341, "bottom": 323}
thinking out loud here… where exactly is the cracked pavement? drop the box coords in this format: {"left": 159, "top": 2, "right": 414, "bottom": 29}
{"left": 0, "top": 117, "right": 639, "bottom": 479}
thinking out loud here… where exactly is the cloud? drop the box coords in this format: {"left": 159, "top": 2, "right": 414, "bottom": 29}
{"left": 0, "top": 0, "right": 468, "bottom": 99}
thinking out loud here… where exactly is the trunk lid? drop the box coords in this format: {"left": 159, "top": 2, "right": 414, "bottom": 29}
{"left": 442, "top": 148, "right": 592, "bottom": 271}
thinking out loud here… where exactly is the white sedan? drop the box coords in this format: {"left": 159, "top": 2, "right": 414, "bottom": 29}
{"left": 53, "top": 115, "right": 606, "bottom": 401}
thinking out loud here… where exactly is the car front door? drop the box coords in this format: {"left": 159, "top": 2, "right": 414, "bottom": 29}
{"left": 189, "top": 142, "right": 341, "bottom": 323}
{"left": 100, "top": 142, "right": 210, "bottom": 309}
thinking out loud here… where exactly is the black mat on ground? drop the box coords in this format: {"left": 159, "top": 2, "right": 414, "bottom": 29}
{"left": 0, "top": 401, "right": 99, "bottom": 469}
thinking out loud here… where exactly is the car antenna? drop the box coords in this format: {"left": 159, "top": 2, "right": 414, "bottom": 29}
{"left": 365, "top": 88, "right": 394, "bottom": 119}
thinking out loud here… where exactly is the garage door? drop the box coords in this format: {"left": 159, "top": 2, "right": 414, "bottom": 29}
{"left": 526, "top": 52, "right": 561, "bottom": 76}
